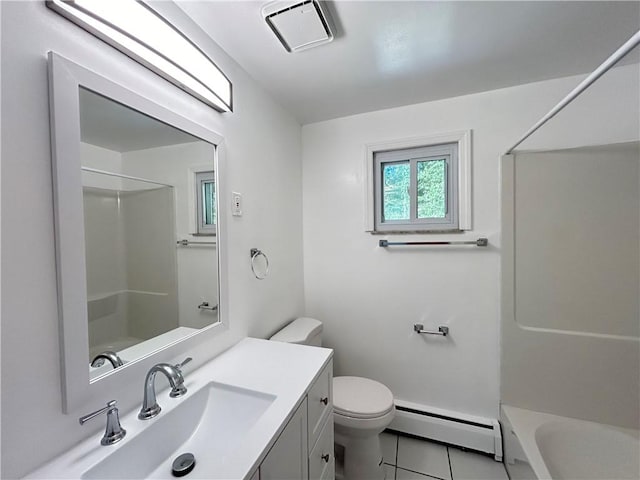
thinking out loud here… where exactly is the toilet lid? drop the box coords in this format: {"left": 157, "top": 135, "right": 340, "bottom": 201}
{"left": 333, "top": 376, "right": 394, "bottom": 419}
{"left": 269, "top": 317, "right": 322, "bottom": 344}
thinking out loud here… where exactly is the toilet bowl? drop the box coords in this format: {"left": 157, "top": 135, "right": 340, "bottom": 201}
{"left": 270, "top": 318, "right": 395, "bottom": 480}
{"left": 333, "top": 376, "right": 395, "bottom": 480}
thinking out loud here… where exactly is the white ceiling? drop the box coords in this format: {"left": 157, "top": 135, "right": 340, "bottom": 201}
{"left": 178, "top": 1, "right": 640, "bottom": 124}
{"left": 79, "top": 88, "right": 199, "bottom": 152}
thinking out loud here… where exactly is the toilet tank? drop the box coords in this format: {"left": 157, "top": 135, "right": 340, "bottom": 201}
{"left": 269, "top": 317, "right": 323, "bottom": 346}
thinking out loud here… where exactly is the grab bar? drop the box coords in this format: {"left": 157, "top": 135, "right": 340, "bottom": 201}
{"left": 414, "top": 324, "right": 449, "bottom": 336}
{"left": 379, "top": 238, "right": 488, "bottom": 247}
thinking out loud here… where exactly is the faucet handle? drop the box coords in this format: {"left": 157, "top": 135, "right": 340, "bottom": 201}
{"left": 79, "top": 400, "right": 126, "bottom": 446}
{"left": 175, "top": 357, "right": 192, "bottom": 371}
{"left": 168, "top": 357, "right": 192, "bottom": 398}
{"left": 79, "top": 400, "right": 116, "bottom": 424}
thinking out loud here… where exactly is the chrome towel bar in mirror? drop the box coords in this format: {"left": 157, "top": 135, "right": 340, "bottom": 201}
{"left": 177, "top": 239, "right": 216, "bottom": 246}
{"left": 414, "top": 324, "right": 450, "bottom": 336}
{"left": 197, "top": 302, "right": 218, "bottom": 311}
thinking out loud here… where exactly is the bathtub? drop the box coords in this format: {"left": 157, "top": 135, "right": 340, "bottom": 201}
{"left": 501, "top": 405, "right": 639, "bottom": 480}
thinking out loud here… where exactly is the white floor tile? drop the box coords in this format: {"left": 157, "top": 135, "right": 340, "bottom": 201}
{"left": 385, "top": 463, "right": 396, "bottom": 480}
{"left": 397, "top": 437, "right": 451, "bottom": 480}
{"left": 448, "top": 448, "right": 508, "bottom": 480}
{"left": 381, "top": 432, "right": 399, "bottom": 465}
{"left": 396, "top": 467, "right": 439, "bottom": 479}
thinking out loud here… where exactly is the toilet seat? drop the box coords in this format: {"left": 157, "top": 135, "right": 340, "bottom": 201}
{"left": 333, "top": 376, "right": 394, "bottom": 419}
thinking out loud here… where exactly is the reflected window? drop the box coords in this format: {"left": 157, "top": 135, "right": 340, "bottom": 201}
{"left": 196, "top": 171, "right": 216, "bottom": 235}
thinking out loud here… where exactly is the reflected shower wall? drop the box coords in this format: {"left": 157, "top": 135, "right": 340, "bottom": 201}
{"left": 82, "top": 171, "right": 179, "bottom": 360}
{"left": 501, "top": 63, "right": 640, "bottom": 429}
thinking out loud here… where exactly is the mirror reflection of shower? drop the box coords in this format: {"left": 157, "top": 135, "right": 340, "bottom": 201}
{"left": 78, "top": 88, "right": 220, "bottom": 380}
{"left": 82, "top": 173, "right": 178, "bottom": 363}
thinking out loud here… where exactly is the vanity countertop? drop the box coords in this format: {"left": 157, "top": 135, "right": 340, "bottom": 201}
{"left": 25, "top": 338, "right": 333, "bottom": 479}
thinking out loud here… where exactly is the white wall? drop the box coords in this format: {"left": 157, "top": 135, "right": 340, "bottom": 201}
{"left": 301, "top": 64, "right": 639, "bottom": 421}
{"left": 0, "top": 2, "right": 303, "bottom": 478}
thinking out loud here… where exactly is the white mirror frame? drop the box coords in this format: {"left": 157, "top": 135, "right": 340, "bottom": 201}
{"left": 48, "top": 51, "right": 228, "bottom": 412}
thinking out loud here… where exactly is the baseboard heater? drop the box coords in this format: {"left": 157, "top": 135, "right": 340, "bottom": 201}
{"left": 388, "top": 400, "right": 503, "bottom": 461}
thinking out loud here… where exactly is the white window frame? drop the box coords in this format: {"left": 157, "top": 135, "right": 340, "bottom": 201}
{"left": 364, "top": 130, "right": 472, "bottom": 232}
{"left": 195, "top": 170, "right": 216, "bottom": 235}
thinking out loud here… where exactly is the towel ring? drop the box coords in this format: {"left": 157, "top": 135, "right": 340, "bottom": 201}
{"left": 250, "top": 248, "right": 270, "bottom": 280}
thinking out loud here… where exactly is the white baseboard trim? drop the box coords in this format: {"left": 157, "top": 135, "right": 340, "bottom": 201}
{"left": 388, "top": 400, "right": 503, "bottom": 461}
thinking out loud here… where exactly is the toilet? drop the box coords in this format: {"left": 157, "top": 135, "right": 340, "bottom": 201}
{"left": 270, "top": 317, "right": 395, "bottom": 480}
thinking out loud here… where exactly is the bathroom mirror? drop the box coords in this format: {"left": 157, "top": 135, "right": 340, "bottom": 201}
{"left": 80, "top": 88, "right": 220, "bottom": 380}
{"left": 48, "top": 52, "right": 226, "bottom": 412}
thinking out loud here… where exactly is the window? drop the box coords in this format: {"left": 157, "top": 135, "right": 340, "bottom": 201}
{"left": 196, "top": 171, "right": 216, "bottom": 235}
{"left": 365, "top": 131, "right": 471, "bottom": 232}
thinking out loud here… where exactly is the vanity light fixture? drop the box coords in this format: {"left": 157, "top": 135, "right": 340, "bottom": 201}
{"left": 46, "top": 0, "right": 232, "bottom": 112}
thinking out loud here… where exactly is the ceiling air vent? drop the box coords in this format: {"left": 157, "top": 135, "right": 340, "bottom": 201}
{"left": 262, "top": 0, "right": 334, "bottom": 53}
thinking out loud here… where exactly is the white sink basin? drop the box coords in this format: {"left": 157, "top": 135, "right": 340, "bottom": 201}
{"left": 83, "top": 382, "right": 275, "bottom": 479}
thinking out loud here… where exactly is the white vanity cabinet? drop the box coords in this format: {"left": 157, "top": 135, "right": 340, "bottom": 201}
{"left": 23, "top": 339, "right": 334, "bottom": 480}
{"left": 259, "top": 399, "right": 309, "bottom": 480}
{"left": 260, "top": 360, "right": 334, "bottom": 480}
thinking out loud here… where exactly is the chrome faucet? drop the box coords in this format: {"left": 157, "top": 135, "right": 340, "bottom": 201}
{"left": 138, "top": 357, "right": 192, "bottom": 420}
{"left": 91, "top": 351, "right": 124, "bottom": 369}
{"left": 79, "top": 400, "right": 126, "bottom": 445}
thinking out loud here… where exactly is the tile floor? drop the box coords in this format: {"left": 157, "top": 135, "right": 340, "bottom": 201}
{"left": 381, "top": 432, "right": 509, "bottom": 480}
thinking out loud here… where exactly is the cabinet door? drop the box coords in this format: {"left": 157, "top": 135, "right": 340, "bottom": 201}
{"left": 260, "top": 399, "right": 309, "bottom": 480}
{"left": 308, "top": 360, "right": 333, "bottom": 450}
{"left": 309, "top": 414, "right": 335, "bottom": 480}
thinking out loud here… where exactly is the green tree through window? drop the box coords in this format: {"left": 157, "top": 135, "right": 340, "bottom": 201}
{"left": 382, "top": 162, "right": 410, "bottom": 221}
{"left": 417, "top": 160, "right": 446, "bottom": 218}
{"left": 382, "top": 159, "right": 447, "bottom": 221}
{"left": 203, "top": 180, "right": 216, "bottom": 226}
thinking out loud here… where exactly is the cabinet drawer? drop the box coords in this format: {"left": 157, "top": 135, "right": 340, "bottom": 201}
{"left": 308, "top": 360, "right": 332, "bottom": 450}
{"left": 309, "top": 414, "right": 334, "bottom": 480}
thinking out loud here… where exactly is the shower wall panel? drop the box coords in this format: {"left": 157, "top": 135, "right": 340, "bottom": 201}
{"left": 121, "top": 187, "right": 179, "bottom": 339}
{"left": 501, "top": 143, "right": 640, "bottom": 428}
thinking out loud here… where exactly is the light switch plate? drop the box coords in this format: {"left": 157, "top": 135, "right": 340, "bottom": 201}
{"left": 232, "top": 192, "right": 242, "bottom": 216}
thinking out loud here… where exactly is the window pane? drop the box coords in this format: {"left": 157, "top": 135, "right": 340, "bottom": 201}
{"left": 417, "top": 159, "right": 446, "bottom": 218}
{"left": 202, "top": 180, "right": 216, "bottom": 226}
{"left": 382, "top": 161, "right": 410, "bottom": 221}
